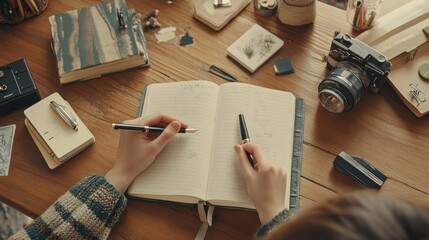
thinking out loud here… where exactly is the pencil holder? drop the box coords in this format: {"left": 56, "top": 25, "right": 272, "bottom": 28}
{"left": 346, "top": 0, "right": 382, "bottom": 31}
{"left": 277, "top": 0, "right": 316, "bottom": 26}
{"left": 0, "top": 0, "right": 48, "bottom": 24}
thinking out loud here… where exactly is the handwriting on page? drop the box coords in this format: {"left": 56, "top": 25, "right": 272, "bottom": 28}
{"left": 42, "top": 124, "right": 62, "bottom": 142}
{"left": 0, "top": 124, "right": 16, "bottom": 176}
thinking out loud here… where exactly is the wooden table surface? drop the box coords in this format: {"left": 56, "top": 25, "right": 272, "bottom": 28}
{"left": 1, "top": 0, "right": 428, "bottom": 239}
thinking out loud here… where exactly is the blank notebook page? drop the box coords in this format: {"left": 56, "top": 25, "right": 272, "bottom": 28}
{"left": 128, "top": 81, "right": 220, "bottom": 202}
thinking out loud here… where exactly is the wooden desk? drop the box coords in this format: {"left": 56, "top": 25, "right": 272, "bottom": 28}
{"left": 1, "top": 1, "right": 428, "bottom": 239}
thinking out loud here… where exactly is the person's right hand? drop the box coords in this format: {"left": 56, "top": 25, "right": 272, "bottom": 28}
{"left": 105, "top": 112, "right": 188, "bottom": 193}
{"left": 234, "top": 142, "right": 287, "bottom": 224}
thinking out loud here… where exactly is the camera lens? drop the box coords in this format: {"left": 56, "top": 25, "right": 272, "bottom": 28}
{"left": 318, "top": 62, "right": 367, "bottom": 113}
{"left": 318, "top": 89, "right": 346, "bottom": 113}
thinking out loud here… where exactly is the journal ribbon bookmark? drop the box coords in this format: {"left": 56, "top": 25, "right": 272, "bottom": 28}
{"left": 195, "top": 201, "right": 215, "bottom": 240}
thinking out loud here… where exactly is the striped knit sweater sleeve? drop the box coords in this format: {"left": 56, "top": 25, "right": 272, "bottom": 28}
{"left": 9, "top": 173, "right": 127, "bottom": 240}
{"left": 255, "top": 209, "right": 295, "bottom": 238}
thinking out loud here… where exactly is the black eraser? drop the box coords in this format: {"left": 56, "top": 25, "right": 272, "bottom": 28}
{"left": 273, "top": 57, "right": 294, "bottom": 75}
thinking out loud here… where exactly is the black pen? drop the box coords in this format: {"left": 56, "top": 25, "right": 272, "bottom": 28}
{"left": 112, "top": 123, "right": 198, "bottom": 133}
{"left": 239, "top": 114, "right": 254, "bottom": 168}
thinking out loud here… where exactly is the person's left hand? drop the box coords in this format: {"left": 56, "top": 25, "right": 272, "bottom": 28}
{"left": 105, "top": 112, "right": 188, "bottom": 193}
{"left": 234, "top": 142, "right": 287, "bottom": 224}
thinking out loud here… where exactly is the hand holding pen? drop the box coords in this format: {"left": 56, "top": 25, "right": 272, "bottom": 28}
{"left": 234, "top": 141, "right": 287, "bottom": 224}
{"left": 235, "top": 114, "right": 287, "bottom": 223}
{"left": 105, "top": 113, "right": 190, "bottom": 193}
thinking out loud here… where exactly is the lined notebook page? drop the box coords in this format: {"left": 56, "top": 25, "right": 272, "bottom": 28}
{"left": 128, "top": 81, "right": 219, "bottom": 203}
{"left": 206, "top": 83, "right": 295, "bottom": 209}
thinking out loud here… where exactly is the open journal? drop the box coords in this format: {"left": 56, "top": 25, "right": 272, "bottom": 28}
{"left": 128, "top": 80, "right": 304, "bottom": 213}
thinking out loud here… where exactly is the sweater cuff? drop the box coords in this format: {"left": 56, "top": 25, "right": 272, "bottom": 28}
{"left": 255, "top": 209, "right": 294, "bottom": 237}
{"left": 13, "top": 173, "right": 127, "bottom": 240}
{"left": 68, "top": 173, "right": 127, "bottom": 228}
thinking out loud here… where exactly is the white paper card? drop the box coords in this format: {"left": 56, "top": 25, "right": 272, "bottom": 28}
{"left": 227, "top": 24, "right": 284, "bottom": 73}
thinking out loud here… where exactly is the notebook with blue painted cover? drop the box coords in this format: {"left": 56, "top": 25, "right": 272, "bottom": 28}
{"left": 49, "top": 0, "right": 149, "bottom": 84}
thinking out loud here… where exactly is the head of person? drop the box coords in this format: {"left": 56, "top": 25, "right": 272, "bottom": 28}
{"left": 267, "top": 191, "right": 429, "bottom": 240}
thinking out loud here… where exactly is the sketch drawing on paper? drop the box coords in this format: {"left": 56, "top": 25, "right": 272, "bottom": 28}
{"left": 0, "top": 124, "right": 16, "bottom": 176}
{"left": 241, "top": 34, "right": 277, "bottom": 61}
{"left": 227, "top": 24, "right": 284, "bottom": 73}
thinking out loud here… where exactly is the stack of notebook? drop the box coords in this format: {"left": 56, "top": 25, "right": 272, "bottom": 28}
{"left": 49, "top": 0, "right": 149, "bottom": 84}
{"left": 24, "top": 93, "right": 95, "bottom": 169}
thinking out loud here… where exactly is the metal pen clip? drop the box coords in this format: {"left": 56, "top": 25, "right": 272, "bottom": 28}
{"left": 117, "top": 8, "right": 127, "bottom": 30}
{"left": 50, "top": 101, "right": 79, "bottom": 131}
{"left": 409, "top": 83, "right": 426, "bottom": 107}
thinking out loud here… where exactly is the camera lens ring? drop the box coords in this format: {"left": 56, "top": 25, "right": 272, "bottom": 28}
{"left": 337, "top": 62, "right": 370, "bottom": 88}
{"left": 318, "top": 66, "right": 365, "bottom": 113}
{"left": 318, "top": 89, "right": 346, "bottom": 113}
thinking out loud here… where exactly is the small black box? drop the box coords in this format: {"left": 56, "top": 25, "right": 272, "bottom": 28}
{"left": 333, "top": 151, "right": 387, "bottom": 189}
{"left": 0, "top": 59, "right": 41, "bottom": 115}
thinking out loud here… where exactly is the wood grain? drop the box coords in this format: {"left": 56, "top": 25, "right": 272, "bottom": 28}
{"left": 0, "top": 1, "right": 428, "bottom": 239}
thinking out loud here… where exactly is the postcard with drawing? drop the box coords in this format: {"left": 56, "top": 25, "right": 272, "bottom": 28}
{"left": 227, "top": 24, "right": 284, "bottom": 73}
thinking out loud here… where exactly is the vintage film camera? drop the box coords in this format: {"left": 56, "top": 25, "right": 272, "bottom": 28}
{"left": 0, "top": 59, "right": 41, "bottom": 115}
{"left": 318, "top": 31, "right": 392, "bottom": 113}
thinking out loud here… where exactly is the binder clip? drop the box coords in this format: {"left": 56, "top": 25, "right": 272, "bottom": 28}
{"left": 409, "top": 83, "right": 426, "bottom": 107}
{"left": 179, "top": 27, "right": 194, "bottom": 46}
{"left": 213, "top": 0, "right": 232, "bottom": 8}
{"left": 117, "top": 8, "right": 127, "bottom": 29}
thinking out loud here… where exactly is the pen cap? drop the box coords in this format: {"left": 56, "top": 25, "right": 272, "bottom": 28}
{"left": 239, "top": 114, "right": 250, "bottom": 140}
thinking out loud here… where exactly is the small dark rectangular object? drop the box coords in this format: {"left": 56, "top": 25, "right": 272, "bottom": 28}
{"left": 333, "top": 151, "right": 387, "bottom": 189}
{"left": 0, "top": 59, "right": 41, "bottom": 115}
{"left": 273, "top": 57, "right": 294, "bottom": 75}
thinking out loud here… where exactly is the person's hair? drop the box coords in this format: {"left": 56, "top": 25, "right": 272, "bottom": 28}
{"left": 268, "top": 191, "right": 429, "bottom": 240}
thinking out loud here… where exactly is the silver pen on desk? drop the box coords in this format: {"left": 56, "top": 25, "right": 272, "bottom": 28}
{"left": 50, "top": 101, "right": 79, "bottom": 131}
